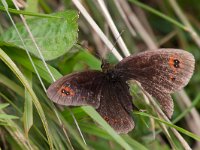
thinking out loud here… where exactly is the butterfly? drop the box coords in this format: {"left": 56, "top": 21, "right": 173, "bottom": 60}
{"left": 47, "top": 49, "right": 195, "bottom": 134}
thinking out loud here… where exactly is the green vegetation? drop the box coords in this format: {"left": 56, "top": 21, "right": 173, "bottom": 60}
{"left": 0, "top": 0, "right": 200, "bottom": 149}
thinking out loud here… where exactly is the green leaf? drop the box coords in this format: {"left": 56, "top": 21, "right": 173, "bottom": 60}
{"left": 0, "top": 11, "right": 78, "bottom": 60}
{"left": 59, "top": 49, "right": 101, "bottom": 74}
{"left": 1, "top": 42, "right": 62, "bottom": 83}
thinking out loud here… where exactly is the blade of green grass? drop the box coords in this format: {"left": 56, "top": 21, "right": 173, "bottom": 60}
{"left": 0, "top": 48, "right": 53, "bottom": 149}
{"left": 0, "top": 73, "right": 24, "bottom": 97}
{"left": 0, "top": 103, "right": 9, "bottom": 110}
{"left": 23, "top": 69, "right": 33, "bottom": 138}
{"left": 134, "top": 111, "right": 200, "bottom": 141}
{"left": 0, "top": 93, "right": 21, "bottom": 113}
{"left": 173, "top": 93, "right": 200, "bottom": 124}
{"left": 129, "top": 0, "right": 187, "bottom": 31}
{"left": 0, "top": 109, "right": 37, "bottom": 149}
{"left": 0, "top": 114, "right": 18, "bottom": 119}
{"left": 0, "top": 6, "right": 61, "bottom": 18}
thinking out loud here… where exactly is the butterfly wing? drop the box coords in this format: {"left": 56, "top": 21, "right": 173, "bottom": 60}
{"left": 47, "top": 71, "right": 104, "bottom": 108}
{"left": 115, "top": 49, "right": 195, "bottom": 118}
{"left": 96, "top": 79, "right": 134, "bottom": 134}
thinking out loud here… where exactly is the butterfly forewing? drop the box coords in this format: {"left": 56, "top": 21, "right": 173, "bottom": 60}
{"left": 47, "top": 71, "right": 104, "bottom": 108}
{"left": 115, "top": 49, "right": 195, "bottom": 118}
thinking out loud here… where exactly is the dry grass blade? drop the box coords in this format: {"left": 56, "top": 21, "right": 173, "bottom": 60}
{"left": 118, "top": 0, "right": 157, "bottom": 49}
{"left": 72, "top": 0, "right": 123, "bottom": 61}
{"left": 113, "top": 0, "right": 137, "bottom": 37}
{"left": 175, "top": 90, "right": 200, "bottom": 148}
{"left": 168, "top": 0, "right": 200, "bottom": 48}
{"left": 137, "top": 82, "right": 192, "bottom": 150}
{"left": 97, "top": 0, "right": 130, "bottom": 57}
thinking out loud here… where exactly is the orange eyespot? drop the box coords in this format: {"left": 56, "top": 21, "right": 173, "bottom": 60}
{"left": 168, "top": 55, "right": 181, "bottom": 72}
{"left": 61, "top": 86, "right": 75, "bottom": 96}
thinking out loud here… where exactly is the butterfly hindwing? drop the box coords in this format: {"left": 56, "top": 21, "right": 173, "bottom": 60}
{"left": 115, "top": 49, "right": 195, "bottom": 118}
{"left": 141, "top": 84, "right": 174, "bottom": 118}
{"left": 47, "top": 71, "right": 104, "bottom": 108}
{"left": 96, "top": 79, "right": 134, "bottom": 134}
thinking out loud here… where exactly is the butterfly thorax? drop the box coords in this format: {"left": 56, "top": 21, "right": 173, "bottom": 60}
{"left": 101, "top": 61, "right": 120, "bottom": 82}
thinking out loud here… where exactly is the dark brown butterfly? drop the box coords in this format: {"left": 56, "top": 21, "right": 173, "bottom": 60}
{"left": 47, "top": 49, "right": 195, "bottom": 134}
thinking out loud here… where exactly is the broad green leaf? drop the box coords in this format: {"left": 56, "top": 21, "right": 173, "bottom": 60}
{"left": 59, "top": 49, "right": 101, "bottom": 74}
{"left": 0, "top": 11, "right": 78, "bottom": 60}
{"left": 1, "top": 42, "right": 62, "bottom": 83}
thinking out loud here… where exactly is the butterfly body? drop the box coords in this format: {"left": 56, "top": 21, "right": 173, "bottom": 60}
{"left": 47, "top": 49, "right": 195, "bottom": 133}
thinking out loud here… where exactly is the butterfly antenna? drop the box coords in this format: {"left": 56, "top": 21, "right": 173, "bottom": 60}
{"left": 106, "top": 30, "right": 125, "bottom": 61}
{"left": 110, "top": 30, "right": 125, "bottom": 54}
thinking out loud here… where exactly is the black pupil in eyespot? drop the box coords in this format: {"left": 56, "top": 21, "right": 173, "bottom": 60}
{"left": 173, "top": 59, "right": 180, "bottom": 68}
{"left": 61, "top": 89, "right": 70, "bottom": 95}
